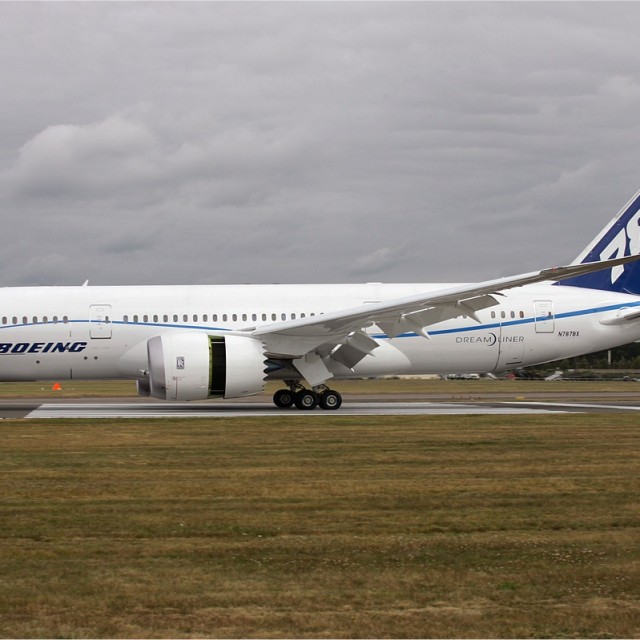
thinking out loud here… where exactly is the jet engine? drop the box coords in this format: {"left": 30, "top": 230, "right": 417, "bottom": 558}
{"left": 146, "top": 332, "right": 267, "bottom": 401}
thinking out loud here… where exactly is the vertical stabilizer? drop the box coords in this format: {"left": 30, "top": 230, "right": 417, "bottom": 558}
{"left": 559, "top": 188, "right": 640, "bottom": 294}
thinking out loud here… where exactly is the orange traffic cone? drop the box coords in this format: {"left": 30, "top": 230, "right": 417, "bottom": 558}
{"left": 52, "top": 382, "right": 62, "bottom": 391}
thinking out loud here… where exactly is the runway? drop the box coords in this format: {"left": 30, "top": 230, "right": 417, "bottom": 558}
{"left": 27, "top": 401, "right": 564, "bottom": 418}
{"left": 1, "top": 398, "right": 639, "bottom": 418}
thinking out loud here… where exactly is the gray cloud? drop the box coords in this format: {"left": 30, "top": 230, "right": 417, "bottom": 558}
{"left": 1, "top": 2, "right": 640, "bottom": 286}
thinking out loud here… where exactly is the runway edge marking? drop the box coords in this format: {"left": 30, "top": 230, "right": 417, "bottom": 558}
{"left": 24, "top": 401, "right": 571, "bottom": 419}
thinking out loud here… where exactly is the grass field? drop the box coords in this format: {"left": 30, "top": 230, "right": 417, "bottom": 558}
{"left": 1, "top": 411, "right": 639, "bottom": 638}
{"left": 1, "top": 376, "right": 640, "bottom": 400}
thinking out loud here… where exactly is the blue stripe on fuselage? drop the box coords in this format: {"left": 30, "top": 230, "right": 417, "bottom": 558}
{"left": 1, "top": 300, "right": 639, "bottom": 340}
{"left": 372, "top": 300, "right": 640, "bottom": 339}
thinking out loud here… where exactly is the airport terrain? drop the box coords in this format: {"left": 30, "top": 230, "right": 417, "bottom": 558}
{"left": 1, "top": 379, "right": 639, "bottom": 637}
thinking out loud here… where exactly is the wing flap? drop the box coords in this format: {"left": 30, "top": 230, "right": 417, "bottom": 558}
{"left": 330, "top": 330, "right": 380, "bottom": 369}
{"left": 331, "top": 343, "right": 368, "bottom": 369}
{"left": 292, "top": 352, "right": 334, "bottom": 387}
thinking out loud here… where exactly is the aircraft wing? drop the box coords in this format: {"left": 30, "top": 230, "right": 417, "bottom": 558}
{"left": 244, "top": 254, "right": 640, "bottom": 377}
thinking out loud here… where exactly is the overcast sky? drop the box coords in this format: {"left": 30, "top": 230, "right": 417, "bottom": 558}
{"left": 1, "top": 2, "right": 640, "bottom": 286}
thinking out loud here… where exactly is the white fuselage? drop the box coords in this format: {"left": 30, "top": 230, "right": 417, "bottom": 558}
{"left": 1, "top": 282, "right": 639, "bottom": 383}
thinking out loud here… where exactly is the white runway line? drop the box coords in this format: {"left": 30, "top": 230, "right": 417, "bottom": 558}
{"left": 506, "top": 401, "right": 640, "bottom": 411}
{"left": 27, "top": 401, "right": 571, "bottom": 419}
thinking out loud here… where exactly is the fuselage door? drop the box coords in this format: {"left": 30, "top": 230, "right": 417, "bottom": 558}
{"left": 89, "top": 304, "right": 112, "bottom": 339}
{"left": 534, "top": 300, "right": 555, "bottom": 333}
{"left": 497, "top": 314, "right": 525, "bottom": 368}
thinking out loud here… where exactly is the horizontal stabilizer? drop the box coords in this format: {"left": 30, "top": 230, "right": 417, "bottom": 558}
{"left": 599, "top": 307, "right": 640, "bottom": 326}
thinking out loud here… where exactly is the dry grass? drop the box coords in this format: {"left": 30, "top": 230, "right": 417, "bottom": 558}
{"left": 1, "top": 377, "right": 640, "bottom": 400}
{"left": 0, "top": 379, "right": 139, "bottom": 398}
{"left": 1, "top": 414, "right": 639, "bottom": 638}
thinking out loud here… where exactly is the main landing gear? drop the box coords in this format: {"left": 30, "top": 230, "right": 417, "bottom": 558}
{"left": 273, "top": 383, "right": 343, "bottom": 411}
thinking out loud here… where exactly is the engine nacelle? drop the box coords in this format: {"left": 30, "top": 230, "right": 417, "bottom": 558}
{"left": 146, "top": 332, "right": 266, "bottom": 401}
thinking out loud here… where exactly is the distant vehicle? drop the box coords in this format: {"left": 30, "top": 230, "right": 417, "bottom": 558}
{"left": 2, "top": 189, "right": 640, "bottom": 410}
{"left": 446, "top": 373, "right": 481, "bottom": 380}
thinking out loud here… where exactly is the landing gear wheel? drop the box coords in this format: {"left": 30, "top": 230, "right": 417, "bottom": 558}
{"left": 273, "top": 388, "right": 295, "bottom": 408}
{"left": 294, "top": 389, "right": 319, "bottom": 410}
{"left": 319, "top": 390, "right": 342, "bottom": 410}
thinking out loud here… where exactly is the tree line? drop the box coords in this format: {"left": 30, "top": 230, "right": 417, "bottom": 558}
{"left": 546, "top": 341, "right": 640, "bottom": 371}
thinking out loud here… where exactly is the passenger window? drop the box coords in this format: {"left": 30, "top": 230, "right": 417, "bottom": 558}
{"left": 12, "top": 317, "right": 17, "bottom": 325}
{"left": 53, "top": 316, "right": 58, "bottom": 323}
{"left": 252, "top": 314, "right": 257, "bottom": 321}
{"left": 242, "top": 313, "right": 247, "bottom": 322}
{"left": 133, "top": 315, "right": 139, "bottom": 323}
{"left": 491, "top": 311, "right": 496, "bottom": 319}
{"left": 203, "top": 314, "right": 208, "bottom": 322}
{"left": 193, "top": 315, "right": 198, "bottom": 322}
{"left": 510, "top": 311, "right": 515, "bottom": 319}
{"left": 213, "top": 314, "right": 218, "bottom": 322}
{"left": 262, "top": 313, "right": 267, "bottom": 321}
{"left": 143, "top": 315, "right": 149, "bottom": 323}
{"left": 500, "top": 311, "right": 505, "bottom": 319}
{"left": 123, "top": 315, "right": 129, "bottom": 323}
{"left": 183, "top": 314, "right": 188, "bottom": 322}
{"left": 519, "top": 311, "right": 524, "bottom": 318}
{"left": 1, "top": 317, "right": 6, "bottom": 324}
{"left": 63, "top": 316, "right": 69, "bottom": 323}
{"left": 232, "top": 314, "right": 238, "bottom": 322}
{"left": 272, "top": 313, "right": 276, "bottom": 321}
{"left": 163, "top": 315, "right": 168, "bottom": 322}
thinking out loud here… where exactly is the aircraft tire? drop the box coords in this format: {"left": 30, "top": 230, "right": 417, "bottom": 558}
{"left": 273, "top": 389, "right": 295, "bottom": 408}
{"left": 319, "top": 390, "right": 342, "bottom": 410}
{"left": 294, "top": 389, "right": 319, "bottom": 410}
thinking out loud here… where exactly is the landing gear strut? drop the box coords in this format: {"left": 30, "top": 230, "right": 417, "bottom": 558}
{"left": 273, "top": 382, "right": 342, "bottom": 411}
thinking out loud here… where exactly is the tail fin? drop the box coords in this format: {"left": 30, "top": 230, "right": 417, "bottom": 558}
{"left": 559, "top": 188, "right": 640, "bottom": 294}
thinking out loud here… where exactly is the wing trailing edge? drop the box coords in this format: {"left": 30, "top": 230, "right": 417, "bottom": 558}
{"left": 249, "top": 252, "right": 640, "bottom": 361}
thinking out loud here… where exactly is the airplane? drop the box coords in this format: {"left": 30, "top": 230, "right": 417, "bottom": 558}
{"left": 2, "top": 187, "right": 640, "bottom": 410}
